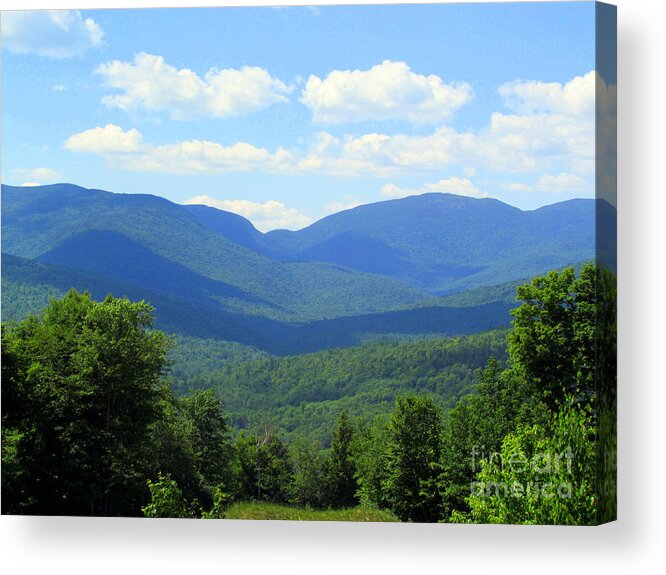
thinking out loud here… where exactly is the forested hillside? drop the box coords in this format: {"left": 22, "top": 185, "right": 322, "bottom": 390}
{"left": 180, "top": 330, "right": 509, "bottom": 443}
{"left": 2, "top": 253, "right": 515, "bottom": 355}
{"left": 1, "top": 184, "right": 427, "bottom": 323}
{"left": 187, "top": 190, "right": 609, "bottom": 293}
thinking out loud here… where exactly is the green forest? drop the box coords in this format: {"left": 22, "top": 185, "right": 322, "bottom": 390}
{"left": 1, "top": 263, "right": 616, "bottom": 524}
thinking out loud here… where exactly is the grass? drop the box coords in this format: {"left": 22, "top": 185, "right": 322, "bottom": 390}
{"left": 224, "top": 501, "right": 399, "bottom": 522}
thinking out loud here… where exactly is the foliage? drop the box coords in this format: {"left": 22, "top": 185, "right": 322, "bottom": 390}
{"left": 1, "top": 262, "right": 615, "bottom": 524}
{"left": 382, "top": 395, "right": 443, "bottom": 522}
{"left": 437, "top": 360, "right": 549, "bottom": 517}
{"left": 201, "top": 330, "right": 507, "bottom": 443}
{"left": 509, "top": 264, "right": 597, "bottom": 407}
{"left": 142, "top": 475, "right": 194, "bottom": 519}
{"left": 351, "top": 416, "right": 391, "bottom": 510}
{"left": 178, "top": 390, "right": 235, "bottom": 497}
{"left": 326, "top": 411, "right": 358, "bottom": 508}
{"left": 234, "top": 429, "right": 293, "bottom": 504}
{"left": 288, "top": 436, "right": 328, "bottom": 508}
{"left": 452, "top": 400, "right": 597, "bottom": 525}
{"left": 2, "top": 289, "right": 171, "bottom": 516}
{"left": 446, "top": 263, "right": 616, "bottom": 525}
{"left": 2, "top": 252, "right": 512, "bottom": 356}
{"left": 201, "top": 487, "right": 230, "bottom": 519}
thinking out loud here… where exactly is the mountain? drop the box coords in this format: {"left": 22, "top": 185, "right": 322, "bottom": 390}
{"left": 184, "top": 192, "right": 611, "bottom": 294}
{"left": 1, "top": 182, "right": 613, "bottom": 355}
{"left": 257, "top": 193, "right": 602, "bottom": 293}
{"left": 1, "top": 253, "right": 514, "bottom": 355}
{"left": 182, "top": 204, "right": 265, "bottom": 253}
{"left": 1, "top": 184, "right": 427, "bottom": 323}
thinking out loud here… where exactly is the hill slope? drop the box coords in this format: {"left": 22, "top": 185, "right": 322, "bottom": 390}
{"left": 1, "top": 184, "right": 427, "bottom": 322}
{"left": 2, "top": 253, "right": 515, "bottom": 356}
{"left": 255, "top": 193, "right": 602, "bottom": 293}
{"left": 186, "top": 330, "right": 509, "bottom": 443}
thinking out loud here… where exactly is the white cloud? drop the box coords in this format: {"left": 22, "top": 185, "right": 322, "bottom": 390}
{"left": 502, "top": 172, "right": 592, "bottom": 194}
{"left": 536, "top": 172, "right": 591, "bottom": 193}
{"left": 498, "top": 71, "right": 596, "bottom": 117}
{"left": 1, "top": 10, "right": 103, "bottom": 58}
{"left": 301, "top": 60, "right": 471, "bottom": 124}
{"left": 52, "top": 84, "right": 66, "bottom": 92}
{"left": 64, "top": 124, "right": 143, "bottom": 154}
{"left": 294, "top": 109, "right": 593, "bottom": 177}
{"left": 596, "top": 74, "right": 617, "bottom": 206}
{"left": 184, "top": 196, "right": 312, "bottom": 232}
{"left": 11, "top": 167, "right": 63, "bottom": 184}
{"left": 293, "top": 67, "right": 597, "bottom": 175}
{"left": 380, "top": 177, "right": 487, "bottom": 200}
{"left": 63, "top": 70, "right": 601, "bottom": 180}
{"left": 133, "top": 140, "right": 295, "bottom": 174}
{"left": 463, "top": 166, "right": 477, "bottom": 177}
{"left": 96, "top": 53, "right": 293, "bottom": 120}
{"left": 64, "top": 125, "right": 296, "bottom": 174}
{"left": 19, "top": 182, "right": 43, "bottom": 187}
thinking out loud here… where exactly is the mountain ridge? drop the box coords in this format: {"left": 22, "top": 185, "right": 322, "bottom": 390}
{"left": 1, "top": 183, "right": 613, "bottom": 352}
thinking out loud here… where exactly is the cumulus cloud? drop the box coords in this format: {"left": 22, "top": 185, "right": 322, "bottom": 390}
{"left": 184, "top": 196, "right": 312, "bottom": 231}
{"left": 595, "top": 74, "right": 617, "bottom": 206}
{"left": 64, "top": 124, "right": 295, "bottom": 174}
{"left": 96, "top": 53, "right": 293, "bottom": 120}
{"left": 292, "top": 68, "right": 597, "bottom": 176}
{"left": 64, "top": 124, "right": 143, "bottom": 154}
{"left": 502, "top": 172, "right": 592, "bottom": 194}
{"left": 132, "top": 140, "right": 294, "bottom": 174}
{"left": 536, "top": 172, "right": 591, "bottom": 193}
{"left": 498, "top": 71, "right": 595, "bottom": 117}
{"left": 11, "top": 167, "right": 63, "bottom": 185}
{"left": 63, "top": 70, "right": 600, "bottom": 181}
{"left": 293, "top": 109, "right": 592, "bottom": 177}
{"left": 301, "top": 60, "right": 471, "bottom": 124}
{"left": 380, "top": 177, "right": 487, "bottom": 200}
{"left": 1, "top": 10, "right": 103, "bottom": 58}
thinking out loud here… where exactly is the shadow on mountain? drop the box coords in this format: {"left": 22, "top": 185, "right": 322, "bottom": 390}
{"left": 37, "top": 230, "right": 274, "bottom": 311}
{"left": 3, "top": 252, "right": 514, "bottom": 356}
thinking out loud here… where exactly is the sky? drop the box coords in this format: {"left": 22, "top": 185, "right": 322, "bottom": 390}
{"left": 1, "top": 2, "right": 613, "bottom": 231}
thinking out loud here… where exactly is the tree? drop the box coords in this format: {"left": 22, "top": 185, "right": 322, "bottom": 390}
{"left": 508, "top": 264, "right": 599, "bottom": 408}
{"left": 351, "top": 415, "right": 391, "bottom": 510}
{"left": 452, "top": 400, "right": 597, "bottom": 525}
{"left": 142, "top": 475, "right": 193, "bottom": 519}
{"left": 234, "top": 429, "right": 293, "bottom": 503}
{"left": 437, "top": 360, "right": 548, "bottom": 518}
{"left": 383, "top": 395, "right": 443, "bottom": 522}
{"left": 1, "top": 290, "right": 171, "bottom": 516}
{"left": 326, "top": 411, "right": 358, "bottom": 508}
{"left": 289, "top": 436, "right": 327, "bottom": 508}
{"left": 178, "top": 389, "right": 235, "bottom": 501}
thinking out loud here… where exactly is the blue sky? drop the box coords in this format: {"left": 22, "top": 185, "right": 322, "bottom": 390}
{"left": 1, "top": 2, "right": 610, "bottom": 231}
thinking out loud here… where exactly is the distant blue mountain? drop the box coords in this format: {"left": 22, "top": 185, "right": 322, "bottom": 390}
{"left": 1, "top": 183, "right": 615, "bottom": 352}
{"left": 188, "top": 192, "right": 613, "bottom": 293}
{"left": 1, "top": 183, "right": 426, "bottom": 323}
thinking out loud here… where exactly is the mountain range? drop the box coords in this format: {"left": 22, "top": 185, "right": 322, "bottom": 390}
{"left": 1, "top": 183, "right": 614, "bottom": 355}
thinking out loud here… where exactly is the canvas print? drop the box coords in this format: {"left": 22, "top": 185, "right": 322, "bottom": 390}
{"left": 0, "top": 2, "right": 616, "bottom": 524}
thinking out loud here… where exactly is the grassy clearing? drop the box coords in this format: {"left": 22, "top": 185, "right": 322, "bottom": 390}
{"left": 224, "top": 502, "right": 399, "bottom": 522}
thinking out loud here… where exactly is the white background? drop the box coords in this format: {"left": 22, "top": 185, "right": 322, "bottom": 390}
{"left": 1, "top": 1, "right": 664, "bottom": 573}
